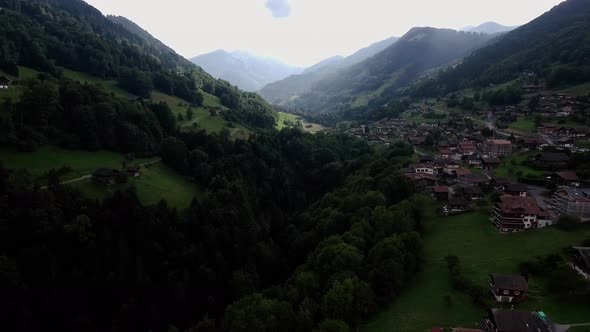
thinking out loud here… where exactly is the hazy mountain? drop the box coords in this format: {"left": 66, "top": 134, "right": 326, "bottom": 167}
{"left": 417, "top": 0, "right": 590, "bottom": 95}
{"left": 283, "top": 27, "right": 491, "bottom": 113}
{"left": 259, "top": 36, "right": 399, "bottom": 103}
{"left": 190, "top": 50, "right": 303, "bottom": 91}
{"left": 460, "top": 21, "right": 517, "bottom": 34}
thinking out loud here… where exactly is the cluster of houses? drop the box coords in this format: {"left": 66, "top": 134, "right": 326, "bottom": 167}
{"left": 431, "top": 254, "right": 590, "bottom": 332}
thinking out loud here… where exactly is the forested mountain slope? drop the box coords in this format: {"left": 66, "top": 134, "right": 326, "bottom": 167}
{"left": 0, "top": 0, "right": 274, "bottom": 128}
{"left": 289, "top": 28, "right": 491, "bottom": 113}
{"left": 414, "top": 0, "right": 590, "bottom": 96}
{"left": 259, "top": 36, "right": 399, "bottom": 104}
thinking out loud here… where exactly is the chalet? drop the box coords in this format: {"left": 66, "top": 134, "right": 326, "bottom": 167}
{"left": 556, "top": 137, "right": 574, "bottom": 149}
{"left": 432, "top": 186, "right": 450, "bottom": 200}
{"left": 464, "top": 185, "right": 483, "bottom": 200}
{"left": 482, "top": 157, "right": 501, "bottom": 169}
{"left": 504, "top": 183, "right": 528, "bottom": 197}
{"left": 453, "top": 168, "right": 472, "bottom": 179}
{"left": 413, "top": 164, "right": 436, "bottom": 175}
{"left": 517, "top": 137, "right": 546, "bottom": 150}
{"left": 0, "top": 76, "right": 9, "bottom": 89}
{"left": 438, "top": 147, "right": 452, "bottom": 159}
{"left": 459, "top": 142, "right": 477, "bottom": 155}
{"left": 466, "top": 155, "right": 482, "bottom": 166}
{"left": 569, "top": 247, "right": 590, "bottom": 280}
{"left": 490, "top": 177, "right": 511, "bottom": 191}
{"left": 480, "top": 309, "right": 554, "bottom": 332}
{"left": 460, "top": 174, "right": 489, "bottom": 186}
{"left": 489, "top": 274, "right": 528, "bottom": 303}
{"left": 404, "top": 173, "right": 437, "bottom": 191}
{"left": 485, "top": 139, "right": 512, "bottom": 158}
{"left": 492, "top": 196, "right": 553, "bottom": 232}
{"left": 420, "top": 155, "right": 435, "bottom": 164}
{"left": 538, "top": 123, "right": 559, "bottom": 135}
{"left": 534, "top": 152, "right": 570, "bottom": 169}
{"left": 92, "top": 168, "right": 118, "bottom": 185}
{"left": 553, "top": 171, "right": 581, "bottom": 187}
{"left": 126, "top": 165, "right": 141, "bottom": 177}
{"left": 551, "top": 188, "right": 590, "bottom": 220}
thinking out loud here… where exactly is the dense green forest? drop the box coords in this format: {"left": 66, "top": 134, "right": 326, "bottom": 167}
{"left": 412, "top": 0, "right": 590, "bottom": 97}
{"left": 0, "top": 0, "right": 275, "bottom": 128}
{"left": 0, "top": 126, "right": 423, "bottom": 331}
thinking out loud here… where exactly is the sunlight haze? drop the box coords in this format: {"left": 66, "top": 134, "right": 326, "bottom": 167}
{"left": 85, "top": 0, "right": 564, "bottom": 67}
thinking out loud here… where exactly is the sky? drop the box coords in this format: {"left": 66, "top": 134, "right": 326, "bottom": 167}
{"left": 84, "top": 0, "right": 565, "bottom": 67}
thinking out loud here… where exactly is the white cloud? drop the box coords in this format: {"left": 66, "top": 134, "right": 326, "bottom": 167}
{"left": 266, "top": 0, "right": 291, "bottom": 18}
{"left": 84, "top": 0, "right": 565, "bottom": 67}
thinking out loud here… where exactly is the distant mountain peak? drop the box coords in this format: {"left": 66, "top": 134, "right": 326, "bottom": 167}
{"left": 460, "top": 21, "right": 518, "bottom": 34}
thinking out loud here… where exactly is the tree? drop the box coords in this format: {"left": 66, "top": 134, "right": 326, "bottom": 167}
{"left": 321, "top": 277, "right": 376, "bottom": 325}
{"left": 317, "top": 320, "right": 349, "bottom": 332}
{"left": 119, "top": 67, "right": 153, "bottom": 98}
{"left": 557, "top": 214, "right": 581, "bottom": 230}
{"left": 224, "top": 294, "right": 296, "bottom": 332}
{"left": 186, "top": 108, "right": 194, "bottom": 120}
{"left": 161, "top": 137, "right": 189, "bottom": 171}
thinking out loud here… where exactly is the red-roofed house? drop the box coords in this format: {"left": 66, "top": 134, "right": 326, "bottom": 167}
{"left": 432, "top": 186, "right": 450, "bottom": 200}
{"left": 492, "top": 196, "right": 553, "bottom": 232}
{"left": 553, "top": 171, "right": 581, "bottom": 187}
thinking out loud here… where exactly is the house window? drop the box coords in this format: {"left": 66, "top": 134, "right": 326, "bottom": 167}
{"left": 503, "top": 290, "right": 510, "bottom": 295}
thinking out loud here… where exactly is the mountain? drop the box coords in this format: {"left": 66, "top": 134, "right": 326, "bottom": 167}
{"left": 259, "top": 36, "right": 399, "bottom": 104}
{"left": 416, "top": 0, "right": 590, "bottom": 96}
{"left": 190, "top": 50, "right": 303, "bottom": 91}
{"left": 460, "top": 21, "right": 517, "bottom": 34}
{"left": 280, "top": 27, "right": 491, "bottom": 113}
{"left": 0, "top": 0, "right": 274, "bottom": 129}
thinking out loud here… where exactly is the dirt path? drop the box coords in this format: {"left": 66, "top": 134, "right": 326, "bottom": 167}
{"left": 229, "top": 128, "right": 241, "bottom": 136}
{"left": 181, "top": 114, "right": 208, "bottom": 127}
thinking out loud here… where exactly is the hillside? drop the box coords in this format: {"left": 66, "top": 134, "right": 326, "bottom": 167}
{"left": 259, "top": 36, "right": 399, "bottom": 104}
{"left": 0, "top": 0, "right": 275, "bottom": 130}
{"left": 416, "top": 0, "right": 590, "bottom": 96}
{"left": 460, "top": 21, "right": 517, "bottom": 34}
{"left": 191, "top": 50, "right": 303, "bottom": 91}
{"left": 288, "top": 28, "right": 491, "bottom": 113}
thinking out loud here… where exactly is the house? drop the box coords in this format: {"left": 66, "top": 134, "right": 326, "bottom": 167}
{"left": 551, "top": 188, "right": 590, "bottom": 220}
{"left": 92, "top": 168, "right": 119, "bottom": 185}
{"left": 414, "top": 164, "right": 436, "bottom": 175}
{"left": 553, "top": 171, "right": 581, "bottom": 187}
{"left": 439, "top": 147, "right": 452, "bottom": 158}
{"left": 504, "top": 183, "right": 528, "bottom": 197}
{"left": 460, "top": 174, "right": 489, "bottom": 186}
{"left": 492, "top": 196, "right": 553, "bottom": 232}
{"left": 404, "top": 173, "right": 437, "bottom": 191}
{"left": 491, "top": 177, "right": 512, "bottom": 191}
{"left": 464, "top": 185, "right": 483, "bottom": 200}
{"left": 126, "top": 165, "right": 141, "bottom": 177}
{"left": 485, "top": 139, "right": 512, "bottom": 158}
{"left": 453, "top": 168, "right": 472, "bottom": 179}
{"left": 480, "top": 309, "right": 554, "bottom": 332}
{"left": 489, "top": 274, "right": 528, "bottom": 303}
{"left": 534, "top": 152, "right": 570, "bottom": 169}
{"left": 420, "top": 155, "right": 435, "bottom": 164}
{"left": 0, "top": 76, "right": 9, "bottom": 89}
{"left": 466, "top": 155, "right": 482, "bottom": 166}
{"left": 517, "top": 137, "right": 546, "bottom": 150}
{"left": 459, "top": 142, "right": 477, "bottom": 155}
{"left": 556, "top": 137, "right": 574, "bottom": 149}
{"left": 432, "top": 186, "right": 450, "bottom": 200}
{"left": 538, "top": 123, "right": 559, "bottom": 135}
{"left": 569, "top": 247, "right": 590, "bottom": 280}
{"left": 482, "top": 158, "right": 501, "bottom": 169}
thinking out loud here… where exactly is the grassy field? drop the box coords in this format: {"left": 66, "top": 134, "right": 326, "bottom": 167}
{"left": 362, "top": 205, "right": 590, "bottom": 332}
{"left": 509, "top": 116, "right": 536, "bottom": 133}
{"left": 402, "top": 109, "right": 448, "bottom": 124}
{"left": 62, "top": 68, "right": 131, "bottom": 97}
{"left": 276, "top": 112, "right": 325, "bottom": 133}
{"left": 0, "top": 146, "right": 130, "bottom": 181}
{"left": 0, "top": 146, "right": 200, "bottom": 208}
{"left": 494, "top": 153, "right": 548, "bottom": 180}
{"left": 72, "top": 162, "right": 202, "bottom": 209}
{"left": 559, "top": 82, "right": 590, "bottom": 96}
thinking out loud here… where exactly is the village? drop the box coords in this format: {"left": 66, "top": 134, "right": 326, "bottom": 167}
{"left": 347, "top": 92, "right": 590, "bottom": 332}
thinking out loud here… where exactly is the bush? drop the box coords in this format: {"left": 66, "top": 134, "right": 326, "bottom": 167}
{"left": 557, "top": 215, "right": 581, "bottom": 230}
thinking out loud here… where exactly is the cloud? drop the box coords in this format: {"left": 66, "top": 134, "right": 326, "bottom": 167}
{"left": 265, "top": 0, "right": 291, "bottom": 18}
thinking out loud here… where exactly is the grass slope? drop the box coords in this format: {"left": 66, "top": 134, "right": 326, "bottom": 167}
{"left": 0, "top": 146, "right": 201, "bottom": 208}
{"left": 62, "top": 69, "right": 131, "bottom": 97}
{"left": 362, "top": 204, "right": 590, "bottom": 332}
{"left": 276, "top": 112, "right": 325, "bottom": 133}
{"left": 493, "top": 153, "right": 548, "bottom": 180}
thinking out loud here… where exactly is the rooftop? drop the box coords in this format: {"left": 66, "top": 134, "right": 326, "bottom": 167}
{"left": 490, "top": 274, "right": 528, "bottom": 291}
{"left": 497, "top": 196, "right": 549, "bottom": 217}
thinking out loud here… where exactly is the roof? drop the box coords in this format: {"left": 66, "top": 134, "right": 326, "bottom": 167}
{"left": 490, "top": 274, "right": 528, "bottom": 291}
{"left": 555, "top": 171, "right": 580, "bottom": 181}
{"left": 497, "top": 196, "right": 550, "bottom": 218}
{"left": 482, "top": 157, "right": 501, "bottom": 164}
{"left": 454, "top": 169, "right": 472, "bottom": 177}
{"left": 433, "top": 186, "right": 450, "bottom": 193}
{"left": 487, "top": 139, "right": 512, "bottom": 145}
{"left": 536, "top": 152, "right": 570, "bottom": 162}
{"left": 488, "top": 309, "right": 552, "bottom": 332}
{"left": 506, "top": 183, "right": 528, "bottom": 192}
{"left": 572, "top": 247, "right": 590, "bottom": 269}
{"left": 404, "top": 173, "right": 437, "bottom": 182}
{"left": 0, "top": 76, "right": 9, "bottom": 83}
{"left": 555, "top": 188, "right": 590, "bottom": 202}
